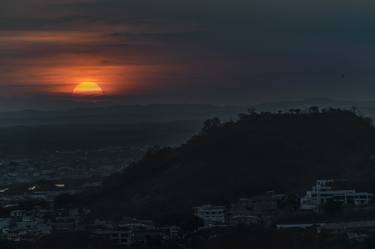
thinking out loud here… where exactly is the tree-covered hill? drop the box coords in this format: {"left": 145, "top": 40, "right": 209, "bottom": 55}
{"left": 82, "top": 108, "right": 375, "bottom": 219}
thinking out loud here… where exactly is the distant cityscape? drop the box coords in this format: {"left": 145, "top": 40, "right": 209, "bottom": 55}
{"left": 0, "top": 146, "right": 145, "bottom": 186}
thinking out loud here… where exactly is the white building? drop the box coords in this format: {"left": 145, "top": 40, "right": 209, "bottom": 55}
{"left": 300, "top": 179, "right": 373, "bottom": 210}
{"left": 10, "top": 210, "right": 26, "bottom": 218}
{"left": 94, "top": 222, "right": 158, "bottom": 246}
{"left": 1, "top": 217, "right": 51, "bottom": 241}
{"left": 193, "top": 205, "right": 226, "bottom": 226}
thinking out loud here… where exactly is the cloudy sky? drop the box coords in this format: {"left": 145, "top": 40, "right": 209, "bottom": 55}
{"left": 1, "top": 0, "right": 375, "bottom": 110}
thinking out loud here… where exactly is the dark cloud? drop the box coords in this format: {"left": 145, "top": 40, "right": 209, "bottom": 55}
{"left": 1, "top": 0, "right": 375, "bottom": 110}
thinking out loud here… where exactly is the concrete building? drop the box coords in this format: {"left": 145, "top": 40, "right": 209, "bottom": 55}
{"left": 51, "top": 209, "right": 80, "bottom": 231}
{"left": 229, "top": 215, "right": 261, "bottom": 225}
{"left": 193, "top": 205, "right": 226, "bottom": 226}
{"left": 234, "top": 194, "right": 278, "bottom": 215}
{"left": 1, "top": 217, "right": 51, "bottom": 242}
{"left": 94, "top": 222, "right": 159, "bottom": 246}
{"left": 300, "top": 179, "right": 373, "bottom": 210}
{"left": 10, "top": 210, "right": 25, "bottom": 218}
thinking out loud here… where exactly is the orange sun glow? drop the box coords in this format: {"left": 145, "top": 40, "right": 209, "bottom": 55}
{"left": 73, "top": 81, "right": 104, "bottom": 95}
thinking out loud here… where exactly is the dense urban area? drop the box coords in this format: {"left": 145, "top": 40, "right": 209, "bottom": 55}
{"left": 0, "top": 177, "right": 375, "bottom": 248}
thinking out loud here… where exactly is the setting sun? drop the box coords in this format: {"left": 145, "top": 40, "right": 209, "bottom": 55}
{"left": 73, "top": 81, "right": 103, "bottom": 95}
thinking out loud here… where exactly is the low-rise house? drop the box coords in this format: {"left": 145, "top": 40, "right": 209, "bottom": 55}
{"left": 0, "top": 218, "right": 11, "bottom": 230}
{"left": 232, "top": 194, "right": 278, "bottom": 216}
{"left": 51, "top": 209, "right": 80, "bottom": 231}
{"left": 10, "top": 210, "right": 26, "bottom": 218}
{"left": 1, "top": 217, "right": 51, "bottom": 242}
{"left": 4, "top": 228, "right": 27, "bottom": 242}
{"left": 94, "top": 221, "right": 160, "bottom": 246}
{"left": 228, "top": 193, "right": 279, "bottom": 225}
{"left": 95, "top": 225, "right": 132, "bottom": 245}
{"left": 229, "top": 215, "right": 261, "bottom": 226}
{"left": 159, "top": 226, "right": 182, "bottom": 240}
{"left": 346, "top": 232, "right": 368, "bottom": 242}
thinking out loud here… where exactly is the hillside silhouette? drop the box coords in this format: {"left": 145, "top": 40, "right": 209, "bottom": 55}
{"left": 82, "top": 108, "right": 375, "bottom": 218}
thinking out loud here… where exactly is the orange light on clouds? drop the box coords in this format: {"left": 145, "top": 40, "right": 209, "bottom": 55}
{"left": 35, "top": 60, "right": 126, "bottom": 95}
{"left": 0, "top": 29, "right": 178, "bottom": 97}
{"left": 1, "top": 49, "right": 172, "bottom": 97}
{"left": 38, "top": 62, "right": 165, "bottom": 96}
{"left": 0, "top": 31, "right": 103, "bottom": 46}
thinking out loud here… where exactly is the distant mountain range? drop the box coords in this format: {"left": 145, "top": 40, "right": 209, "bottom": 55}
{"left": 0, "top": 105, "right": 246, "bottom": 126}
{"left": 1, "top": 99, "right": 375, "bottom": 126}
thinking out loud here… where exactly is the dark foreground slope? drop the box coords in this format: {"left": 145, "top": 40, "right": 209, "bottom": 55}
{"left": 83, "top": 109, "right": 375, "bottom": 218}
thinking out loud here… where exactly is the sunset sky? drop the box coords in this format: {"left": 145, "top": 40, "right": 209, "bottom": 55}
{"left": 1, "top": 0, "right": 375, "bottom": 110}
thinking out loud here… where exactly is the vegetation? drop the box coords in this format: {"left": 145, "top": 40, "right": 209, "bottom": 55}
{"left": 81, "top": 108, "right": 375, "bottom": 219}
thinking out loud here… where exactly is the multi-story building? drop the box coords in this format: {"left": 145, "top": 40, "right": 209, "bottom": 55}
{"left": 300, "top": 179, "right": 373, "bottom": 210}
{"left": 193, "top": 205, "right": 226, "bottom": 226}
{"left": 236, "top": 194, "right": 278, "bottom": 215}
{"left": 94, "top": 222, "right": 158, "bottom": 246}
{"left": 51, "top": 209, "right": 80, "bottom": 231}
